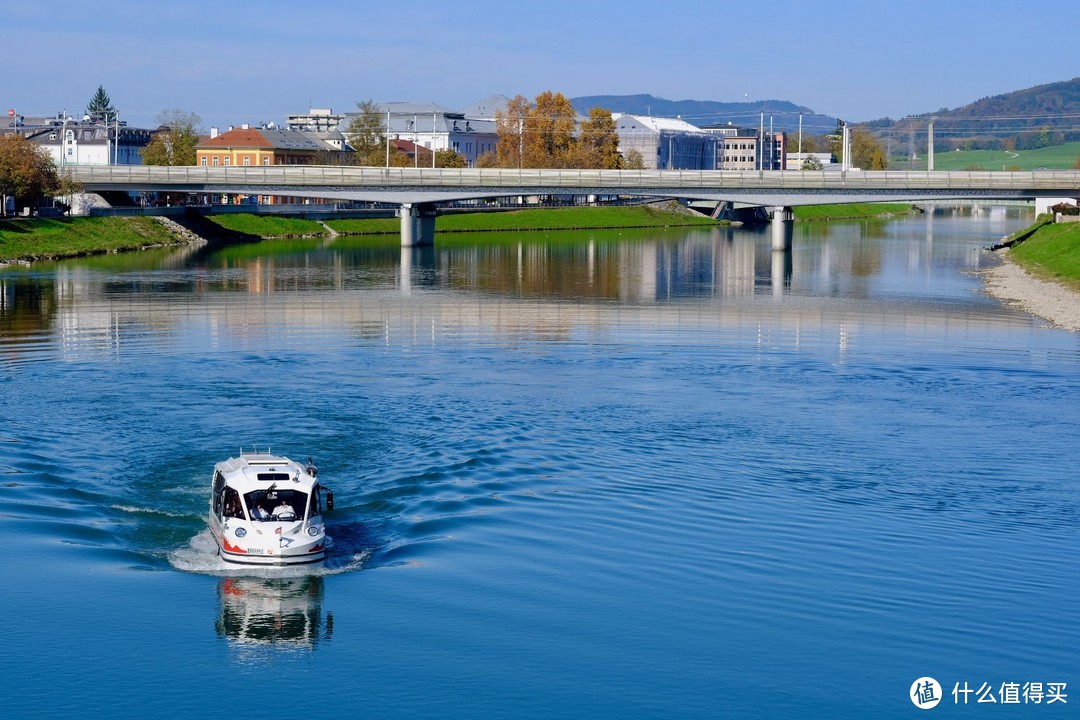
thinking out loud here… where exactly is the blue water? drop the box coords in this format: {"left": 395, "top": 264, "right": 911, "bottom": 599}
{"left": 1, "top": 208, "right": 1077, "bottom": 718}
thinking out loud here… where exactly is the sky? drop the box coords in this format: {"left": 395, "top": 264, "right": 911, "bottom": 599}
{"left": 3, "top": 0, "right": 1077, "bottom": 130}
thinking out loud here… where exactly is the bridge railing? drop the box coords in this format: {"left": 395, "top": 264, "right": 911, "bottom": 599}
{"left": 66, "top": 165, "right": 1080, "bottom": 192}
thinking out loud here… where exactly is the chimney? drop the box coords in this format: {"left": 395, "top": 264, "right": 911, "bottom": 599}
{"left": 210, "top": 127, "right": 219, "bottom": 139}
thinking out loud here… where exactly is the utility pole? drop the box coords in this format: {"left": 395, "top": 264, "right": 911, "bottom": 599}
{"left": 928, "top": 117, "right": 936, "bottom": 171}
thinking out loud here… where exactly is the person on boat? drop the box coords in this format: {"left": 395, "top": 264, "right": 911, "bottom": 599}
{"left": 272, "top": 498, "right": 296, "bottom": 519}
{"left": 251, "top": 503, "right": 269, "bottom": 520}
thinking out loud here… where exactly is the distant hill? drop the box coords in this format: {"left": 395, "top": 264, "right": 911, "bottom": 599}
{"left": 870, "top": 77, "right": 1080, "bottom": 151}
{"left": 573, "top": 78, "right": 1080, "bottom": 153}
{"left": 570, "top": 94, "right": 839, "bottom": 135}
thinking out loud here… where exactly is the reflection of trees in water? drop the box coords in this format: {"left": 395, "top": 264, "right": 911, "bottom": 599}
{"left": 0, "top": 277, "right": 55, "bottom": 338}
{"left": 215, "top": 575, "right": 333, "bottom": 649}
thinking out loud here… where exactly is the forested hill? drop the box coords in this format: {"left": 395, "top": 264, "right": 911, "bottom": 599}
{"left": 570, "top": 94, "right": 838, "bottom": 135}
{"left": 868, "top": 77, "right": 1080, "bottom": 151}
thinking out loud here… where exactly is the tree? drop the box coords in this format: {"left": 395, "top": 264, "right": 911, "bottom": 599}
{"left": 849, "top": 127, "right": 889, "bottom": 170}
{"left": 523, "top": 91, "right": 578, "bottom": 168}
{"left": 622, "top": 149, "right": 646, "bottom": 169}
{"left": 86, "top": 85, "right": 117, "bottom": 122}
{"left": 569, "top": 107, "right": 621, "bottom": 169}
{"left": 435, "top": 149, "right": 468, "bottom": 168}
{"left": 142, "top": 109, "right": 202, "bottom": 166}
{"left": 345, "top": 100, "right": 389, "bottom": 166}
{"left": 495, "top": 95, "right": 530, "bottom": 167}
{"left": 0, "top": 134, "right": 77, "bottom": 212}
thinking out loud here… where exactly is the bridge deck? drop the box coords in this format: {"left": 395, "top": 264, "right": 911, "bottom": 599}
{"left": 67, "top": 166, "right": 1080, "bottom": 207}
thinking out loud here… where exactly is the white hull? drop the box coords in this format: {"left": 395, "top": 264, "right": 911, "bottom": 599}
{"left": 207, "top": 450, "right": 334, "bottom": 568}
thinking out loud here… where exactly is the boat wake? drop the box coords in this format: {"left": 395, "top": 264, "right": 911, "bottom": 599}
{"left": 169, "top": 530, "right": 370, "bottom": 577}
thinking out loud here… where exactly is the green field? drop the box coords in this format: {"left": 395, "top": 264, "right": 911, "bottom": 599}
{"left": 890, "top": 142, "right": 1080, "bottom": 171}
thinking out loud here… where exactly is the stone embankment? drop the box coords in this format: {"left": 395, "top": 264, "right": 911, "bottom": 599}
{"left": 153, "top": 216, "right": 209, "bottom": 247}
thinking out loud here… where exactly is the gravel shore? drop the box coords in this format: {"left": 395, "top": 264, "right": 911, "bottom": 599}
{"left": 980, "top": 250, "right": 1080, "bottom": 332}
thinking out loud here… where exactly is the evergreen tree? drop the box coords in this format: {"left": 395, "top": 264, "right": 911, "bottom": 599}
{"left": 86, "top": 85, "right": 117, "bottom": 122}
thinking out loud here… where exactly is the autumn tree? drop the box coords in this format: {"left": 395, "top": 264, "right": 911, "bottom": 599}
{"left": 86, "top": 85, "right": 117, "bottom": 122}
{"left": 568, "top": 107, "right": 621, "bottom": 169}
{"left": 523, "top": 91, "right": 578, "bottom": 168}
{"left": 0, "top": 134, "right": 78, "bottom": 212}
{"left": 495, "top": 95, "right": 530, "bottom": 167}
{"left": 622, "top": 149, "right": 646, "bottom": 169}
{"left": 851, "top": 127, "right": 888, "bottom": 170}
{"left": 142, "top": 109, "right": 202, "bottom": 166}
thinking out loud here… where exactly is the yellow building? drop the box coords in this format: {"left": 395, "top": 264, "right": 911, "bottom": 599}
{"left": 195, "top": 126, "right": 335, "bottom": 204}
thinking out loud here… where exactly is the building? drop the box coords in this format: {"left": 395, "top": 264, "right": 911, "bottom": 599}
{"left": 196, "top": 125, "right": 338, "bottom": 167}
{"left": 706, "top": 125, "right": 787, "bottom": 170}
{"left": 786, "top": 152, "right": 836, "bottom": 170}
{"left": 613, "top": 114, "right": 719, "bottom": 170}
{"left": 196, "top": 126, "right": 345, "bottom": 204}
{"left": 286, "top": 108, "right": 345, "bottom": 133}
{"left": 337, "top": 102, "right": 499, "bottom": 167}
{"left": 8, "top": 112, "right": 153, "bottom": 166}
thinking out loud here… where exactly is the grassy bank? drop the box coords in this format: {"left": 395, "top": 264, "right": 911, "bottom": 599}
{"left": 0, "top": 216, "right": 181, "bottom": 263}
{"left": 1, "top": 201, "right": 925, "bottom": 264}
{"left": 207, "top": 204, "right": 722, "bottom": 238}
{"left": 1009, "top": 218, "right": 1080, "bottom": 291}
{"left": 792, "top": 203, "right": 919, "bottom": 221}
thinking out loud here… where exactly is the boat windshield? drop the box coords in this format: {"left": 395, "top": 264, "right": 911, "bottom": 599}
{"left": 244, "top": 489, "right": 308, "bottom": 522}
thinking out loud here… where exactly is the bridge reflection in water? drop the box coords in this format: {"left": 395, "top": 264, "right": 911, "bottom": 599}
{"left": 0, "top": 211, "right": 1037, "bottom": 371}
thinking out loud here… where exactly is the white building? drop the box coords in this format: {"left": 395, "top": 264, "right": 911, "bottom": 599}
{"left": 286, "top": 108, "right": 345, "bottom": 133}
{"left": 15, "top": 113, "right": 153, "bottom": 166}
{"left": 613, "top": 114, "right": 719, "bottom": 170}
{"left": 338, "top": 102, "right": 499, "bottom": 167}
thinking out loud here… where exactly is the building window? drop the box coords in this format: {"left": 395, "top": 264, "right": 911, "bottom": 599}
{"left": 223, "top": 157, "right": 230, "bottom": 166}
{"left": 243, "top": 157, "right": 250, "bottom": 166}
{"left": 263, "top": 157, "right": 270, "bottom": 166}
{"left": 213, "top": 157, "right": 219, "bottom": 166}
{"left": 201, "top": 157, "right": 207, "bottom": 166}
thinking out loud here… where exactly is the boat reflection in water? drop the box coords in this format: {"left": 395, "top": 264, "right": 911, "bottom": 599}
{"left": 215, "top": 575, "right": 333, "bottom": 651}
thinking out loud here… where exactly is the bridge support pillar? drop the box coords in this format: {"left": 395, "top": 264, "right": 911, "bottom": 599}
{"left": 400, "top": 203, "right": 437, "bottom": 247}
{"left": 770, "top": 206, "right": 793, "bottom": 251}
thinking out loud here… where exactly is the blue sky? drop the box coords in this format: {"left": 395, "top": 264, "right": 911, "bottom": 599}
{"left": 3, "top": 0, "right": 1076, "bottom": 129}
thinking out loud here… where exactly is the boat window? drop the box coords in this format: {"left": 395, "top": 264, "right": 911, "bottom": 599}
{"left": 212, "top": 472, "right": 226, "bottom": 516}
{"left": 256, "top": 472, "right": 291, "bottom": 482}
{"left": 223, "top": 487, "right": 245, "bottom": 519}
{"left": 244, "top": 489, "right": 308, "bottom": 522}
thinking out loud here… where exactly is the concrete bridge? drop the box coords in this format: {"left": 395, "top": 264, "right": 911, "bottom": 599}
{"left": 68, "top": 165, "right": 1080, "bottom": 247}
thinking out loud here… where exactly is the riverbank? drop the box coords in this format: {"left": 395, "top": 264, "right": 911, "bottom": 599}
{"left": 0, "top": 216, "right": 190, "bottom": 265}
{"left": 208, "top": 202, "right": 721, "bottom": 238}
{"left": 0, "top": 204, "right": 718, "bottom": 263}
{"left": 791, "top": 203, "right": 919, "bottom": 221}
{"left": 981, "top": 219, "right": 1080, "bottom": 331}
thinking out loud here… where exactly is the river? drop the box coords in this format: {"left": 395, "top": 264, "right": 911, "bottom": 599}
{"left": 1, "top": 206, "right": 1076, "bottom": 719}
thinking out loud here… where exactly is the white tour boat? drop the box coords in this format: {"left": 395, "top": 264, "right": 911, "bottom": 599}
{"left": 208, "top": 449, "right": 334, "bottom": 567}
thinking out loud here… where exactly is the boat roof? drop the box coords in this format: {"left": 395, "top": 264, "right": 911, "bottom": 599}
{"left": 214, "top": 452, "right": 319, "bottom": 494}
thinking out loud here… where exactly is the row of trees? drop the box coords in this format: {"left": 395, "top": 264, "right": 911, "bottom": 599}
{"left": 344, "top": 92, "right": 631, "bottom": 170}
{"left": 484, "top": 92, "right": 626, "bottom": 169}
